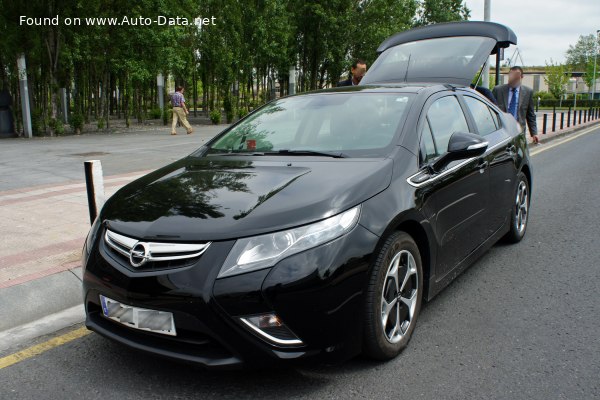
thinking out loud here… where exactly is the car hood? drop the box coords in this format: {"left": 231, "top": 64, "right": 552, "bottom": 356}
{"left": 102, "top": 156, "right": 393, "bottom": 241}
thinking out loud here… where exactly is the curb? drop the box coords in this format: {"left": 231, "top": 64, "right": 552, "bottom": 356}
{"left": 0, "top": 305, "right": 85, "bottom": 354}
{"left": 0, "top": 268, "right": 84, "bottom": 338}
{"left": 533, "top": 120, "right": 600, "bottom": 146}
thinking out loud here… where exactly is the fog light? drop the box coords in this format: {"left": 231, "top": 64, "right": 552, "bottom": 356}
{"left": 240, "top": 313, "right": 303, "bottom": 347}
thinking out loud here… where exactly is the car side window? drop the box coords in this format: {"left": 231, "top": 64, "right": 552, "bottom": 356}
{"left": 426, "top": 95, "right": 469, "bottom": 153}
{"left": 419, "top": 119, "right": 438, "bottom": 164}
{"left": 463, "top": 96, "right": 498, "bottom": 136}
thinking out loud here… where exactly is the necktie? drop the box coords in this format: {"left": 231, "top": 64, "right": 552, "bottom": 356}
{"left": 508, "top": 87, "right": 518, "bottom": 120}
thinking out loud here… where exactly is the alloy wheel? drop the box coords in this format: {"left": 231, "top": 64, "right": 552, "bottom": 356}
{"left": 516, "top": 180, "right": 528, "bottom": 234}
{"left": 380, "top": 250, "right": 419, "bottom": 344}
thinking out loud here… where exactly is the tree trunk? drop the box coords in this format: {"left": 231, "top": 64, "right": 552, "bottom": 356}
{"left": 44, "top": 23, "right": 61, "bottom": 136}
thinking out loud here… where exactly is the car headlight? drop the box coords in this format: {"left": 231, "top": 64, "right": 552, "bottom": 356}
{"left": 217, "top": 205, "right": 361, "bottom": 278}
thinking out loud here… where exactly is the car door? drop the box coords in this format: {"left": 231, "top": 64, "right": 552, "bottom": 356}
{"left": 460, "top": 93, "right": 516, "bottom": 235}
{"left": 416, "top": 93, "right": 490, "bottom": 277}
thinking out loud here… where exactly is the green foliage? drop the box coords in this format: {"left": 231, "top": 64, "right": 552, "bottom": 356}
{"left": 238, "top": 108, "right": 249, "bottom": 119}
{"left": 70, "top": 113, "right": 85, "bottom": 133}
{"left": 534, "top": 91, "right": 556, "bottom": 100}
{"left": 48, "top": 118, "right": 65, "bottom": 135}
{"left": 566, "top": 34, "right": 600, "bottom": 70}
{"left": 471, "top": 73, "right": 496, "bottom": 91}
{"left": 226, "top": 109, "right": 236, "bottom": 124}
{"left": 97, "top": 118, "right": 105, "bottom": 130}
{"left": 583, "top": 59, "right": 598, "bottom": 92}
{"left": 538, "top": 98, "right": 599, "bottom": 108}
{"left": 0, "top": 0, "right": 471, "bottom": 133}
{"left": 210, "top": 109, "right": 222, "bottom": 125}
{"left": 544, "top": 60, "right": 570, "bottom": 100}
{"left": 416, "top": 0, "right": 470, "bottom": 26}
{"left": 348, "top": 0, "right": 418, "bottom": 69}
{"left": 223, "top": 95, "right": 236, "bottom": 123}
{"left": 148, "top": 108, "right": 163, "bottom": 119}
{"left": 31, "top": 109, "right": 44, "bottom": 137}
{"left": 488, "top": 76, "right": 496, "bottom": 92}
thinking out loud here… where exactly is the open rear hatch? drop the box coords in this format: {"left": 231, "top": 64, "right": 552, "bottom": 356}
{"left": 361, "top": 21, "right": 517, "bottom": 86}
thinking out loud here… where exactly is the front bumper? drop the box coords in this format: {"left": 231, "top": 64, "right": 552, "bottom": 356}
{"left": 83, "top": 224, "right": 379, "bottom": 369}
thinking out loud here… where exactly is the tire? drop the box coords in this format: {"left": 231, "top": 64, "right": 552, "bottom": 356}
{"left": 504, "top": 172, "right": 530, "bottom": 243}
{"left": 363, "top": 231, "right": 423, "bottom": 360}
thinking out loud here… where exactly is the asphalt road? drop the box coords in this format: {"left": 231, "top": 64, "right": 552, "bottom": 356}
{"left": 1, "top": 127, "right": 599, "bottom": 400}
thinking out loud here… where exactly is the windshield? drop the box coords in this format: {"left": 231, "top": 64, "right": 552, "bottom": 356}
{"left": 207, "top": 92, "right": 414, "bottom": 157}
{"left": 362, "top": 36, "right": 496, "bottom": 85}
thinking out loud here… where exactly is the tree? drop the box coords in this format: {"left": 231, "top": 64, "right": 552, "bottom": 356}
{"left": 566, "top": 34, "right": 600, "bottom": 70}
{"left": 544, "top": 60, "right": 569, "bottom": 100}
{"left": 350, "top": 0, "right": 418, "bottom": 67}
{"left": 582, "top": 59, "right": 598, "bottom": 97}
{"left": 415, "top": 0, "right": 470, "bottom": 26}
{"left": 0, "top": 0, "right": 473, "bottom": 136}
{"left": 290, "top": 0, "right": 354, "bottom": 91}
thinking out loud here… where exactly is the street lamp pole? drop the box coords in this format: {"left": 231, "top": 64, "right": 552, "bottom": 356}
{"left": 592, "top": 30, "right": 599, "bottom": 100}
{"left": 482, "top": 0, "right": 491, "bottom": 89}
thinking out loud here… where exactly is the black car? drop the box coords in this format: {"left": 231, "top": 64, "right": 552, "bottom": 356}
{"left": 82, "top": 22, "right": 532, "bottom": 368}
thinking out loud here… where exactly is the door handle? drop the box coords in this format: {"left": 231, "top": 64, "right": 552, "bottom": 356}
{"left": 477, "top": 159, "right": 489, "bottom": 172}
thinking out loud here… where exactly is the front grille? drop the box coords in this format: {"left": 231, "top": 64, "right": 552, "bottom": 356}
{"left": 104, "top": 229, "right": 210, "bottom": 271}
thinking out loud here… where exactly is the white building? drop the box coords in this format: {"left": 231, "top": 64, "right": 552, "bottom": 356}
{"left": 495, "top": 69, "right": 599, "bottom": 97}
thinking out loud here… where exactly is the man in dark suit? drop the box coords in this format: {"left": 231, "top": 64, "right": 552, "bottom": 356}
{"left": 337, "top": 59, "right": 367, "bottom": 87}
{"left": 492, "top": 66, "right": 539, "bottom": 144}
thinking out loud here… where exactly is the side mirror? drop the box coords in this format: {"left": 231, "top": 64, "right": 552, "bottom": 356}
{"left": 431, "top": 132, "right": 488, "bottom": 172}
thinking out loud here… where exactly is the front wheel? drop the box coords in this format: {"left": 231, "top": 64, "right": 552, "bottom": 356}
{"left": 504, "top": 172, "right": 530, "bottom": 243}
{"left": 363, "top": 231, "right": 423, "bottom": 360}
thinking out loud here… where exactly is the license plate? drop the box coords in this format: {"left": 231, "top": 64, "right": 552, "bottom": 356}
{"left": 99, "top": 295, "right": 177, "bottom": 336}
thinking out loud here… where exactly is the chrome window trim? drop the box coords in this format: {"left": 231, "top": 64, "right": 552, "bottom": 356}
{"left": 104, "top": 229, "right": 211, "bottom": 263}
{"left": 407, "top": 136, "right": 512, "bottom": 188}
{"left": 239, "top": 317, "right": 304, "bottom": 347}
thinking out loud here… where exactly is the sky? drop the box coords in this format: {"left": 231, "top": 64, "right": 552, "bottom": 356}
{"left": 465, "top": 0, "right": 600, "bottom": 66}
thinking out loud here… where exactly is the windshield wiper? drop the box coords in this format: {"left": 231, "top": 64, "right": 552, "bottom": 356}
{"left": 265, "top": 149, "right": 349, "bottom": 158}
{"left": 207, "top": 149, "right": 265, "bottom": 156}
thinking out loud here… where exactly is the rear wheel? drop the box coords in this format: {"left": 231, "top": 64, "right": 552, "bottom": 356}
{"left": 363, "top": 231, "right": 423, "bottom": 360}
{"left": 504, "top": 172, "right": 530, "bottom": 243}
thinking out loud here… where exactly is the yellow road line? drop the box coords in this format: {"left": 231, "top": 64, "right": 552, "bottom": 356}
{"left": 530, "top": 124, "right": 600, "bottom": 157}
{"left": 0, "top": 327, "right": 90, "bottom": 370}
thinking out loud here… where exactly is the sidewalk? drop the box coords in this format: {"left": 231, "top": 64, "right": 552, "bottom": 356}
{"left": 1, "top": 117, "right": 599, "bottom": 350}
{"left": 0, "top": 170, "right": 150, "bottom": 287}
{"left": 0, "top": 125, "right": 228, "bottom": 349}
{"left": 533, "top": 110, "right": 599, "bottom": 144}
{"left": 0, "top": 170, "right": 149, "bottom": 333}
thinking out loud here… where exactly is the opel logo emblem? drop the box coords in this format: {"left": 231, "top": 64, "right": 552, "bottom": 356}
{"left": 129, "top": 242, "right": 150, "bottom": 267}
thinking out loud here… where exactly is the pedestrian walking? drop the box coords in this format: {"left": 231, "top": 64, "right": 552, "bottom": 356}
{"left": 170, "top": 86, "right": 193, "bottom": 135}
